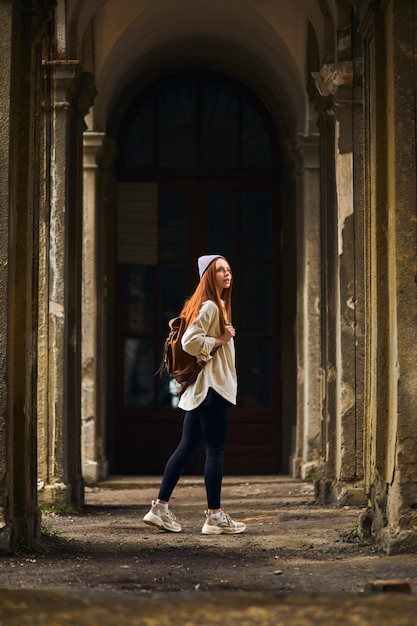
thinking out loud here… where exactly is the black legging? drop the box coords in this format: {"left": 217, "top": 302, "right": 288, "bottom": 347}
{"left": 158, "top": 402, "right": 229, "bottom": 509}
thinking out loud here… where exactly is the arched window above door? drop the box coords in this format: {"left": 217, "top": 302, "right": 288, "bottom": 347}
{"left": 120, "top": 71, "right": 275, "bottom": 171}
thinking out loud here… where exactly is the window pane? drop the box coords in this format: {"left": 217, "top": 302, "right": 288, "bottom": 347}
{"left": 201, "top": 80, "right": 238, "bottom": 169}
{"left": 124, "top": 338, "right": 154, "bottom": 408}
{"left": 124, "top": 265, "right": 156, "bottom": 335}
{"left": 125, "top": 97, "right": 155, "bottom": 169}
{"left": 157, "top": 370, "right": 181, "bottom": 409}
{"left": 242, "top": 97, "right": 272, "bottom": 169}
{"left": 159, "top": 189, "right": 190, "bottom": 260}
{"left": 241, "top": 265, "right": 271, "bottom": 333}
{"left": 158, "top": 80, "right": 196, "bottom": 168}
{"left": 239, "top": 338, "right": 271, "bottom": 408}
{"left": 206, "top": 190, "right": 238, "bottom": 260}
{"left": 117, "top": 182, "right": 158, "bottom": 265}
{"left": 242, "top": 190, "right": 272, "bottom": 260}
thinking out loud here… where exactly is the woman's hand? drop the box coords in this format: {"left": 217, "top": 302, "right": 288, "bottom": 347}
{"left": 213, "top": 324, "right": 236, "bottom": 348}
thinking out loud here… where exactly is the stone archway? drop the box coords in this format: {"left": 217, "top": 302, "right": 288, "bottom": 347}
{"left": 78, "top": 0, "right": 325, "bottom": 480}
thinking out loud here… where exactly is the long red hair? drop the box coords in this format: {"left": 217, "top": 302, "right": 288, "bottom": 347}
{"left": 180, "top": 257, "right": 232, "bottom": 334}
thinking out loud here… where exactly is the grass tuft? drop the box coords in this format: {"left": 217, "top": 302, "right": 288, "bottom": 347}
{"left": 40, "top": 502, "right": 76, "bottom": 516}
{"left": 40, "top": 519, "right": 70, "bottom": 542}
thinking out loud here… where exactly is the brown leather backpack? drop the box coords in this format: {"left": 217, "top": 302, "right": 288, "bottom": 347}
{"left": 157, "top": 316, "right": 203, "bottom": 395}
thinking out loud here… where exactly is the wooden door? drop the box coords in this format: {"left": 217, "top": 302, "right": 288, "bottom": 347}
{"left": 110, "top": 70, "right": 282, "bottom": 474}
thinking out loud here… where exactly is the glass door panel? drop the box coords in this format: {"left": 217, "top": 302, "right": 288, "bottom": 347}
{"left": 122, "top": 265, "right": 156, "bottom": 410}
{"left": 124, "top": 265, "right": 156, "bottom": 334}
{"left": 118, "top": 188, "right": 192, "bottom": 417}
{"left": 159, "top": 264, "right": 189, "bottom": 329}
{"left": 124, "top": 337, "right": 154, "bottom": 408}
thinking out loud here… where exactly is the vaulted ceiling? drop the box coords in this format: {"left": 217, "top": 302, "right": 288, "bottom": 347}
{"left": 63, "top": 0, "right": 337, "bottom": 135}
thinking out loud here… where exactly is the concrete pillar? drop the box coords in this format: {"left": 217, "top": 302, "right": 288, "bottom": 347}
{"left": 0, "top": 1, "right": 54, "bottom": 551}
{"left": 288, "top": 134, "right": 322, "bottom": 480}
{"left": 82, "top": 132, "right": 114, "bottom": 483}
{"left": 313, "top": 58, "right": 366, "bottom": 506}
{"left": 38, "top": 61, "right": 96, "bottom": 508}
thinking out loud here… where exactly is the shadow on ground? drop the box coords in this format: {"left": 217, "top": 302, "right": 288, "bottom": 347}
{"left": 1, "top": 476, "right": 417, "bottom": 624}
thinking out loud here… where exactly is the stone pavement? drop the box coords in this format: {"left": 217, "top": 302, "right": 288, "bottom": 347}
{"left": 2, "top": 475, "right": 417, "bottom": 625}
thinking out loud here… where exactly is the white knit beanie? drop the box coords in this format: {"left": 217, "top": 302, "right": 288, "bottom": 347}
{"left": 197, "top": 254, "right": 224, "bottom": 279}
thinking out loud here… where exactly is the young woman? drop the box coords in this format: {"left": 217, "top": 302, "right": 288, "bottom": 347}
{"left": 143, "top": 254, "right": 246, "bottom": 535}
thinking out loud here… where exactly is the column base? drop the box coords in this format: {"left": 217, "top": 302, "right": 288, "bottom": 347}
{"left": 314, "top": 478, "right": 367, "bottom": 507}
{"left": 82, "top": 459, "right": 109, "bottom": 485}
{"left": 380, "top": 527, "right": 417, "bottom": 555}
{"left": 0, "top": 510, "right": 41, "bottom": 554}
{"left": 0, "top": 526, "right": 13, "bottom": 553}
{"left": 38, "top": 480, "right": 84, "bottom": 510}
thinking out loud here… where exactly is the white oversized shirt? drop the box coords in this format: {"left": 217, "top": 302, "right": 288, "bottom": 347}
{"left": 178, "top": 300, "right": 237, "bottom": 411}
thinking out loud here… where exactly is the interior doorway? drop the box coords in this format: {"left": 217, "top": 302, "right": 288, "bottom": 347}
{"left": 110, "top": 70, "right": 283, "bottom": 474}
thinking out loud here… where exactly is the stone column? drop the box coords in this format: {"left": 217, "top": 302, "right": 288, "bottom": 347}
{"left": 38, "top": 61, "right": 96, "bottom": 508}
{"left": 82, "top": 132, "right": 115, "bottom": 483}
{"left": 288, "top": 135, "right": 322, "bottom": 480}
{"left": 0, "top": 0, "right": 54, "bottom": 551}
{"left": 313, "top": 59, "right": 366, "bottom": 506}
{"left": 355, "top": 0, "right": 417, "bottom": 553}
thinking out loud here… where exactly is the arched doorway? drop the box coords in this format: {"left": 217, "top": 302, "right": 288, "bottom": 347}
{"left": 110, "top": 69, "right": 283, "bottom": 475}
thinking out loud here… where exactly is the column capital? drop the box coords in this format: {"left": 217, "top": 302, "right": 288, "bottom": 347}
{"left": 83, "top": 132, "right": 106, "bottom": 169}
{"left": 83, "top": 133, "right": 117, "bottom": 171}
{"left": 312, "top": 61, "right": 363, "bottom": 98}
{"left": 42, "top": 61, "right": 97, "bottom": 118}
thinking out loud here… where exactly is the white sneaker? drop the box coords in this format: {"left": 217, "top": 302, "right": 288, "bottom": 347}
{"left": 202, "top": 511, "right": 246, "bottom": 535}
{"left": 143, "top": 500, "right": 182, "bottom": 532}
